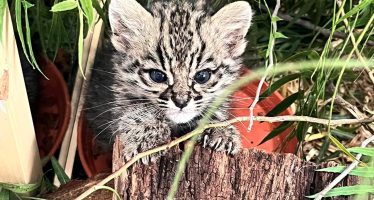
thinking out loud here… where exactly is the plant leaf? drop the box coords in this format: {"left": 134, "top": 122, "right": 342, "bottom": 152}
{"left": 0, "top": 188, "right": 10, "bottom": 200}
{"left": 50, "top": 0, "right": 78, "bottom": 12}
{"left": 337, "top": 0, "right": 373, "bottom": 24}
{"left": 317, "top": 166, "right": 374, "bottom": 177}
{"left": 78, "top": 10, "right": 86, "bottom": 78}
{"left": 0, "top": 0, "right": 6, "bottom": 44}
{"left": 80, "top": 0, "right": 94, "bottom": 28}
{"left": 328, "top": 134, "right": 358, "bottom": 163}
{"left": 306, "top": 185, "right": 374, "bottom": 198}
{"left": 266, "top": 91, "right": 301, "bottom": 117}
{"left": 0, "top": 182, "right": 40, "bottom": 194}
{"left": 348, "top": 147, "right": 374, "bottom": 157}
{"left": 259, "top": 121, "right": 294, "bottom": 145}
{"left": 259, "top": 73, "right": 300, "bottom": 102}
{"left": 92, "top": 0, "right": 105, "bottom": 22}
{"left": 274, "top": 32, "right": 288, "bottom": 39}
{"left": 22, "top": 0, "right": 47, "bottom": 78}
{"left": 15, "top": 0, "right": 32, "bottom": 65}
{"left": 51, "top": 157, "right": 70, "bottom": 185}
{"left": 271, "top": 16, "right": 282, "bottom": 22}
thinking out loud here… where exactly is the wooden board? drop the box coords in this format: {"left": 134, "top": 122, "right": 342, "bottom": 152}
{"left": 0, "top": 5, "right": 42, "bottom": 184}
{"left": 55, "top": 10, "right": 104, "bottom": 185}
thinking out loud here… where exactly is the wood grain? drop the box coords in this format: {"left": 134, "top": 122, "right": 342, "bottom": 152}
{"left": 113, "top": 138, "right": 359, "bottom": 200}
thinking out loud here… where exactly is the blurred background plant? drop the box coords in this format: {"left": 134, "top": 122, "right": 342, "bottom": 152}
{"left": 0, "top": 0, "right": 373, "bottom": 198}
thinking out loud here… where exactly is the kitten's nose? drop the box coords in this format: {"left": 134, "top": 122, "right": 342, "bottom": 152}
{"left": 171, "top": 93, "right": 191, "bottom": 109}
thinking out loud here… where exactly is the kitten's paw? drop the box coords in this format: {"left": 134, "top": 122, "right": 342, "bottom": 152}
{"left": 200, "top": 125, "right": 242, "bottom": 154}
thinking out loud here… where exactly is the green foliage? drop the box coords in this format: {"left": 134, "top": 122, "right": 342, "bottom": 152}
{"left": 259, "top": 121, "right": 294, "bottom": 145}
{"left": 0, "top": 188, "right": 10, "bottom": 200}
{"left": 259, "top": 73, "right": 300, "bottom": 101}
{"left": 50, "top": 0, "right": 77, "bottom": 12}
{"left": 266, "top": 91, "right": 302, "bottom": 117}
{"left": 317, "top": 166, "right": 374, "bottom": 177}
{"left": 51, "top": 157, "right": 70, "bottom": 185}
{"left": 0, "top": 182, "right": 40, "bottom": 194}
{"left": 79, "top": 0, "right": 94, "bottom": 28}
{"left": 348, "top": 147, "right": 374, "bottom": 157}
{"left": 0, "top": 0, "right": 6, "bottom": 44}
{"left": 306, "top": 185, "right": 374, "bottom": 198}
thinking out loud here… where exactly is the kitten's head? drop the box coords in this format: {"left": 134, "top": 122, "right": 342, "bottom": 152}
{"left": 108, "top": 0, "right": 253, "bottom": 124}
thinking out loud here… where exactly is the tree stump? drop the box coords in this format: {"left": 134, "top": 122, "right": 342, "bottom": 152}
{"left": 113, "top": 138, "right": 360, "bottom": 200}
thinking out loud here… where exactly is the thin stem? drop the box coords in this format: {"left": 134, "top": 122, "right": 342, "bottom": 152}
{"left": 248, "top": 0, "right": 281, "bottom": 131}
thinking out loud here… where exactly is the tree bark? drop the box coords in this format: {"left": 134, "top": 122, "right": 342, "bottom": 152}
{"left": 113, "top": 138, "right": 360, "bottom": 200}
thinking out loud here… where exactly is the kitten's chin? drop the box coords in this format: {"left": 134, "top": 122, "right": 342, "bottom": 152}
{"left": 166, "top": 111, "right": 198, "bottom": 124}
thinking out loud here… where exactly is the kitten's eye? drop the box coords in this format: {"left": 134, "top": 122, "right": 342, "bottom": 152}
{"left": 149, "top": 69, "right": 167, "bottom": 83}
{"left": 194, "top": 70, "right": 211, "bottom": 84}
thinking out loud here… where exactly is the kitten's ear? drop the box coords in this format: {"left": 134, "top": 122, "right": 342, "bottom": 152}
{"left": 109, "top": 0, "right": 157, "bottom": 54}
{"left": 211, "top": 1, "right": 253, "bottom": 57}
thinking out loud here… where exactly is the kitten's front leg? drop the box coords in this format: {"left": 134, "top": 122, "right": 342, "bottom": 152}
{"left": 200, "top": 124, "right": 242, "bottom": 154}
{"left": 120, "top": 121, "right": 171, "bottom": 164}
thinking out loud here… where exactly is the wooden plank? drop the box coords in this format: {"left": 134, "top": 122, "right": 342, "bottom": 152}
{"left": 0, "top": 5, "right": 42, "bottom": 184}
{"left": 55, "top": 12, "right": 104, "bottom": 185}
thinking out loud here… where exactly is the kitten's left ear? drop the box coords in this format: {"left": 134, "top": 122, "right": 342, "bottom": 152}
{"left": 211, "top": 1, "right": 253, "bottom": 57}
{"left": 109, "top": 0, "right": 158, "bottom": 54}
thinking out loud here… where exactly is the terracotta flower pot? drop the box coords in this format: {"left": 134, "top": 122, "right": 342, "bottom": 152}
{"left": 78, "top": 69, "right": 297, "bottom": 177}
{"left": 34, "top": 56, "right": 71, "bottom": 158}
{"left": 230, "top": 70, "right": 296, "bottom": 153}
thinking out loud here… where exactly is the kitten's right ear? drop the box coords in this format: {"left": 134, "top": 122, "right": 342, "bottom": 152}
{"left": 109, "top": 0, "right": 157, "bottom": 53}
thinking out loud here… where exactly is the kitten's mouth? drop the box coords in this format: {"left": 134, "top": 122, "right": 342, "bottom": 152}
{"left": 166, "top": 110, "right": 198, "bottom": 124}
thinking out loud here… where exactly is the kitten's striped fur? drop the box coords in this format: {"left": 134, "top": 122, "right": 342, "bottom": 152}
{"left": 86, "top": 0, "right": 253, "bottom": 163}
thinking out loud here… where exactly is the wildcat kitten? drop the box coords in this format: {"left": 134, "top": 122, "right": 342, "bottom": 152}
{"left": 85, "top": 0, "right": 253, "bottom": 163}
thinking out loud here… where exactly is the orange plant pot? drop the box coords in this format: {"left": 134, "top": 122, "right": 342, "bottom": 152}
{"left": 78, "top": 69, "right": 297, "bottom": 177}
{"left": 34, "top": 56, "right": 71, "bottom": 158}
{"left": 230, "top": 70, "right": 297, "bottom": 153}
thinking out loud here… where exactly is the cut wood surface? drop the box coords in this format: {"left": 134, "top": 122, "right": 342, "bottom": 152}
{"left": 113, "top": 138, "right": 359, "bottom": 200}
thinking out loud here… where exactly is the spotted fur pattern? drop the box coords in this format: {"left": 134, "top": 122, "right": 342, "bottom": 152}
{"left": 85, "top": 0, "right": 253, "bottom": 164}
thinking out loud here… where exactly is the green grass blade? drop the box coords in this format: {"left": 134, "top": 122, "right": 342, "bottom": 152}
{"left": 348, "top": 147, "right": 374, "bottom": 157}
{"left": 306, "top": 185, "right": 374, "bottom": 198}
{"left": 50, "top": 0, "right": 78, "bottom": 12}
{"left": 283, "top": 50, "right": 320, "bottom": 62}
{"left": 78, "top": 9, "right": 85, "bottom": 78}
{"left": 259, "top": 73, "right": 300, "bottom": 102}
{"left": 92, "top": 0, "right": 106, "bottom": 22}
{"left": 0, "top": 0, "right": 6, "bottom": 44}
{"left": 259, "top": 121, "right": 294, "bottom": 145}
{"left": 51, "top": 157, "right": 70, "bottom": 185}
{"left": 266, "top": 91, "right": 301, "bottom": 117}
{"left": 336, "top": 0, "right": 373, "bottom": 24}
{"left": 79, "top": 0, "right": 94, "bottom": 27}
{"left": 317, "top": 166, "right": 374, "bottom": 177}
{"left": 15, "top": 0, "right": 32, "bottom": 66}
{"left": 23, "top": 0, "right": 47, "bottom": 78}
{"left": 328, "top": 134, "right": 358, "bottom": 162}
